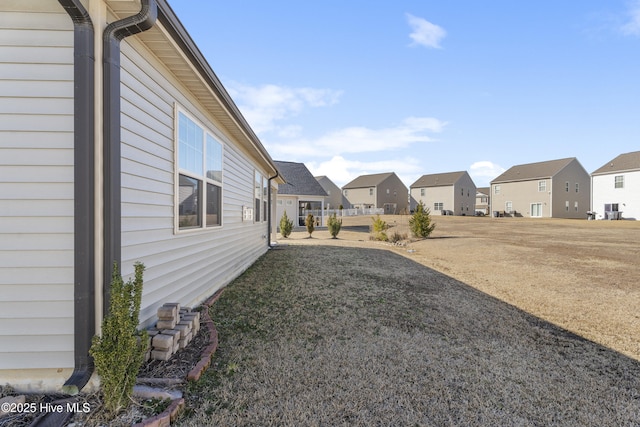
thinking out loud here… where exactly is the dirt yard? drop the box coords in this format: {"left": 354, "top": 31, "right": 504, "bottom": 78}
{"left": 285, "top": 215, "right": 640, "bottom": 361}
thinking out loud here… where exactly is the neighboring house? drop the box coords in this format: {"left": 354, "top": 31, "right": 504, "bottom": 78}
{"left": 476, "top": 187, "right": 491, "bottom": 216}
{"left": 591, "top": 151, "right": 640, "bottom": 220}
{"left": 342, "top": 172, "right": 409, "bottom": 214}
{"left": 275, "top": 161, "right": 328, "bottom": 227}
{"left": 410, "top": 171, "right": 476, "bottom": 216}
{"left": 490, "top": 158, "right": 590, "bottom": 218}
{"left": 316, "top": 175, "right": 348, "bottom": 211}
{"left": 0, "top": 0, "right": 283, "bottom": 393}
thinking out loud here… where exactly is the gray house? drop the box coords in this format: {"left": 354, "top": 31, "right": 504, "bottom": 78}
{"left": 342, "top": 172, "right": 409, "bottom": 214}
{"left": 491, "top": 158, "right": 590, "bottom": 218}
{"left": 275, "top": 161, "right": 328, "bottom": 227}
{"left": 0, "top": 0, "right": 282, "bottom": 392}
{"left": 410, "top": 171, "right": 476, "bottom": 216}
{"left": 315, "top": 175, "right": 348, "bottom": 211}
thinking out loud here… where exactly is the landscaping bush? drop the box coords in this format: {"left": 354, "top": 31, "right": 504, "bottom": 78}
{"left": 279, "top": 211, "right": 293, "bottom": 238}
{"left": 327, "top": 213, "right": 342, "bottom": 239}
{"left": 90, "top": 262, "right": 148, "bottom": 415}
{"left": 371, "top": 215, "right": 389, "bottom": 241}
{"left": 305, "top": 213, "right": 315, "bottom": 238}
{"left": 409, "top": 201, "right": 436, "bottom": 238}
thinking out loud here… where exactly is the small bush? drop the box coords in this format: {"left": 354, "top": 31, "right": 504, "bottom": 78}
{"left": 305, "top": 213, "right": 315, "bottom": 238}
{"left": 371, "top": 215, "right": 389, "bottom": 241}
{"left": 409, "top": 201, "right": 436, "bottom": 239}
{"left": 389, "top": 231, "right": 408, "bottom": 243}
{"left": 90, "top": 262, "right": 148, "bottom": 415}
{"left": 327, "top": 213, "right": 342, "bottom": 239}
{"left": 279, "top": 211, "right": 293, "bottom": 238}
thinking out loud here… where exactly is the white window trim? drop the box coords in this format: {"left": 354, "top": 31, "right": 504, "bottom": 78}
{"left": 174, "top": 105, "right": 225, "bottom": 233}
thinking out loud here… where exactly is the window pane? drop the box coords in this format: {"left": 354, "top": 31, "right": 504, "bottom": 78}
{"left": 178, "top": 112, "right": 203, "bottom": 175}
{"left": 255, "top": 171, "right": 262, "bottom": 222}
{"left": 206, "top": 183, "right": 221, "bottom": 227}
{"left": 206, "top": 134, "right": 223, "bottom": 182}
{"left": 178, "top": 174, "right": 201, "bottom": 228}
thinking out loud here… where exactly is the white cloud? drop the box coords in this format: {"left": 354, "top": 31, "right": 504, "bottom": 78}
{"left": 469, "top": 161, "right": 505, "bottom": 187}
{"left": 307, "top": 155, "right": 422, "bottom": 188}
{"left": 621, "top": 1, "right": 640, "bottom": 36}
{"left": 406, "top": 13, "right": 446, "bottom": 49}
{"left": 268, "top": 116, "right": 446, "bottom": 158}
{"left": 227, "top": 82, "right": 342, "bottom": 134}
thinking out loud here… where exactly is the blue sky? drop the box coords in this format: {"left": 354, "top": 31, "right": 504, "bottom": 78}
{"left": 168, "top": 1, "right": 640, "bottom": 188}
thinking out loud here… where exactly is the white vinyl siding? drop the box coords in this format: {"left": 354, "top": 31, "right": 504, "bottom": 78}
{"left": 119, "top": 40, "right": 269, "bottom": 327}
{"left": 0, "top": 9, "right": 74, "bottom": 370}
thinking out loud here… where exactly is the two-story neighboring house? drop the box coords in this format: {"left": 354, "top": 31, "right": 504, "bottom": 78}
{"left": 475, "top": 187, "right": 491, "bottom": 216}
{"left": 591, "top": 151, "right": 640, "bottom": 220}
{"left": 315, "top": 175, "right": 348, "bottom": 211}
{"left": 410, "top": 171, "right": 476, "bottom": 215}
{"left": 491, "top": 158, "right": 590, "bottom": 218}
{"left": 342, "top": 172, "right": 409, "bottom": 214}
{"left": 274, "top": 161, "right": 328, "bottom": 227}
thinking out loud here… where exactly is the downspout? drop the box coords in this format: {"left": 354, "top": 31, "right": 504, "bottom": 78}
{"left": 103, "top": 0, "right": 157, "bottom": 315}
{"left": 58, "top": 0, "right": 96, "bottom": 394}
{"left": 267, "top": 171, "right": 279, "bottom": 248}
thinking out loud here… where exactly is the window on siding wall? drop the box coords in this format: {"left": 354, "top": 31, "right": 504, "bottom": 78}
{"left": 494, "top": 185, "right": 500, "bottom": 195}
{"left": 434, "top": 202, "right": 443, "bottom": 210}
{"left": 538, "top": 180, "right": 546, "bottom": 192}
{"left": 420, "top": 188, "right": 425, "bottom": 196}
{"left": 565, "top": 182, "right": 569, "bottom": 192}
{"left": 177, "top": 111, "right": 223, "bottom": 229}
{"left": 255, "top": 171, "right": 262, "bottom": 222}
{"left": 505, "top": 201, "right": 513, "bottom": 213}
{"left": 263, "top": 176, "right": 268, "bottom": 222}
{"left": 615, "top": 175, "right": 624, "bottom": 189}
{"left": 369, "top": 188, "right": 374, "bottom": 196}
{"left": 575, "top": 183, "right": 579, "bottom": 193}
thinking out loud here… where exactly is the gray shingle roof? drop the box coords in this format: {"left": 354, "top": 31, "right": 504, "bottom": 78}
{"left": 491, "top": 158, "right": 576, "bottom": 184}
{"left": 342, "top": 172, "right": 395, "bottom": 189}
{"left": 410, "top": 171, "right": 467, "bottom": 188}
{"left": 274, "top": 161, "right": 327, "bottom": 196}
{"left": 592, "top": 151, "right": 640, "bottom": 175}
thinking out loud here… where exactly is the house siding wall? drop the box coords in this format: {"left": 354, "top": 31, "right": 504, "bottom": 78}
{"left": 592, "top": 171, "right": 640, "bottom": 220}
{"left": 344, "top": 187, "right": 376, "bottom": 209}
{"left": 491, "top": 180, "right": 552, "bottom": 217}
{"left": 452, "top": 174, "right": 476, "bottom": 216}
{"left": 551, "top": 161, "right": 591, "bottom": 219}
{"left": 0, "top": 6, "right": 75, "bottom": 373}
{"left": 411, "top": 186, "right": 453, "bottom": 214}
{"left": 119, "top": 40, "right": 269, "bottom": 327}
{"left": 377, "top": 175, "right": 409, "bottom": 213}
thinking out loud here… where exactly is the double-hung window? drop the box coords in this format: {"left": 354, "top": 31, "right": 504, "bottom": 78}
{"left": 177, "top": 110, "right": 223, "bottom": 230}
{"left": 538, "top": 180, "right": 547, "bottom": 192}
{"left": 615, "top": 175, "right": 624, "bottom": 189}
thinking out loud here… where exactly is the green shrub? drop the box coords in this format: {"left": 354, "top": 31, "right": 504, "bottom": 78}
{"left": 90, "top": 262, "right": 148, "bottom": 415}
{"left": 279, "top": 211, "right": 293, "bottom": 238}
{"left": 327, "top": 213, "right": 342, "bottom": 239}
{"left": 305, "top": 213, "right": 315, "bottom": 238}
{"left": 371, "top": 215, "right": 389, "bottom": 241}
{"left": 409, "top": 201, "right": 436, "bottom": 238}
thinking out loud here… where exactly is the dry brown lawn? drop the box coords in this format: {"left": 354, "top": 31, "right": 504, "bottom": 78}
{"left": 176, "top": 215, "right": 640, "bottom": 426}
{"left": 302, "top": 214, "right": 640, "bottom": 361}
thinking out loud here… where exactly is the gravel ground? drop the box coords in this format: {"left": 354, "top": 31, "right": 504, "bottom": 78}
{"left": 176, "top": 237, "right": 640, "bottom": 426}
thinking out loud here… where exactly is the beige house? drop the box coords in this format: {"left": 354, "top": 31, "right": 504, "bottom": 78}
{"left": 410, "top": 171, "right": 476, "bottom": 216}
{"left": 275, "top": 161, "right": 327, "bottom": 227}
{"left": 475, "top": 187, "right": 491, "bottom": 216}
{"left": 342, "top": 172, "right": 409, "bottom": 214}
{"left": 491, "top": 158, "right": 590, "bottom": 218}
